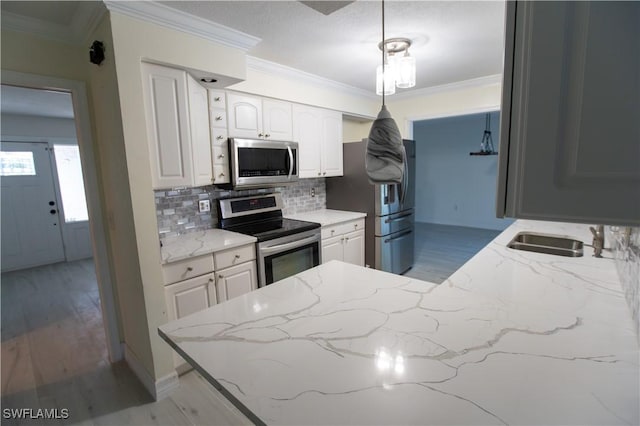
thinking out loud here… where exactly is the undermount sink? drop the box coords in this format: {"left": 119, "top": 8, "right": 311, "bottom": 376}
{"left": 507, "top": 232, "right": 584, "bottom": 257}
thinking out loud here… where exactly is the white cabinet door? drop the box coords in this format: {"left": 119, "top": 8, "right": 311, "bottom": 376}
{"left": 227, "top": 93, "right": 262, "bottom": 139}
{"left": 263, "top": 99, "right": 293, "bottom": 141}
{"left": 164, "top": 273, "right": 216, "bottom": 367}
{"left": 497, "top": 1, "right": 640, "bottom": 226}
{"left": 321, "top": 110, "right": 343, "bottom": 177}
{"left": 165, "top": 273, "right": 216, "bottom": 321}
{"left": 216, "top": 261, "right": 257, "bottom": 303}
{"left": 342, "top": 230, "right": 365, "bottom": 267}
{"left": 141, "top": 63, "right": 192, "bottom": 189}
{"left": 321, "top": 235, "right": 344, "bottom": 264}
{"left": 293, "top": 104, "right": 323, "bottom": 178}
{"left": 187, "top": 74, "right": 213, "bottom": 187}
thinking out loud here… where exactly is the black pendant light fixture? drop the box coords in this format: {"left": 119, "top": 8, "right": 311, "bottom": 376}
{"left": 365, "top": 0, "right": 405, "bottom": 186}
{"left": 470, "top": 113, "right": 498, "bottom": 156}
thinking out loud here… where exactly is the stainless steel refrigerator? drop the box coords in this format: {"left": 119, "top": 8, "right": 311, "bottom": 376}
{"left": 326, "top": 139, "right": 415, "bottom": 274}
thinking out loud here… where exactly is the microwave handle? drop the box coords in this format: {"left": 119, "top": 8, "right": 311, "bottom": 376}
{"left": 287, "top": 146, "right": 294, "bottom": 179}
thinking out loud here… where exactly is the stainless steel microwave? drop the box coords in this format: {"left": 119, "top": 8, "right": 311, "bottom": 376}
{"left": 229, "top": 138, "right": 299, "bottom": 189}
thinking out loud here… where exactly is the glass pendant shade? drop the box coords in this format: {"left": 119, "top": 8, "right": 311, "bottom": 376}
{"left": 376, "top": 64, "right": 396, "bottom": 96}
{"left": 395, "top": 54, "right": 416, "bottom": 88}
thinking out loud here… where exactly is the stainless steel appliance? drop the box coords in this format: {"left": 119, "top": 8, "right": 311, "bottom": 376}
{"left": 229, "top": 138, "right": 298, "bottom": 189}
{"left": 218, "top": 193, "right": 321, "bottom": 287}
{"left": 326, "top": 139, "right": 415, "bottom": 274}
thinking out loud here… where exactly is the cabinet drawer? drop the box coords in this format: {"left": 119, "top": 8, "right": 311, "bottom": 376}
{"left": 209, "top": 108, "right": 227, "bottom": 129}
{"left": 213, "top": 163, "right": 230, "bottom": 184}
{"left": 212, "top": 145, "right": 228, "bottom": 165}
{"left": 211, "top": 127, "right": 228, "bottom": 145}
{"left": 162, "top": 254, "right": 214, "bottom": 285}
{"left": 321, "top": 219, "right": 365, "bottom": 240}
{"left": 214, "top": 244, "right": 256, "bottom": 270}
{"left": 208, "top": 90, "right": 226, "bottom": 109}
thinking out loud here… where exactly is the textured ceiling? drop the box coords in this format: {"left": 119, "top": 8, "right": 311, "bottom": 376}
{"left": 161, "top": 1, "right": 506, "bottom": 93}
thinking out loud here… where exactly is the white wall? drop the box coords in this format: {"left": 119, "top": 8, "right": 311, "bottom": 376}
{"left": 413, "top": 111, "right": 514, "bottom": 231}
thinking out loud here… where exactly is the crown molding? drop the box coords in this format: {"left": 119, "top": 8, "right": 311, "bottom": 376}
{"left": 1, "top": 4, "right": 106, "bottom": 46}
{"left": 103, "top": 1, "right": 261, "bottom": 52}
{"left": 389, "top": 74, "right": 503, "bottom": 101}
{"left": 246, "top": 56, "right": 378, "bottom": 101}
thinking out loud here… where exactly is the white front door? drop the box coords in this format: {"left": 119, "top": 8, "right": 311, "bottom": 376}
{"left": 1, "top": 142, "right": 65, "bottom": 271}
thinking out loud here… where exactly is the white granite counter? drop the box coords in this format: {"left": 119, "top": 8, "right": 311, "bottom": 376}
{"left": 159, "top": 220, "right": 639, "bottom": 425}
{"left": 285, "top": 209, "right": 366, "bottom": 227}
{"left": 160, "top": 229, "right": 256, "bottom": 264}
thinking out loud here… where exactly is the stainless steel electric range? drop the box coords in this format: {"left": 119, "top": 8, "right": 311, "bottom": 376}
{"left": 218, "top": 193, "right": 321, "bottom": 287}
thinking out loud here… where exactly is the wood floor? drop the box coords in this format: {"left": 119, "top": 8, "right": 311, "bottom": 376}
{"left": 403, "top": 222, "right": 502, "bottom": 284}
{"left": 0, "top": 225, "right": 500, "bottom": 424}
{"left": 1, "top": 259, "right": 251, "bottom": 426}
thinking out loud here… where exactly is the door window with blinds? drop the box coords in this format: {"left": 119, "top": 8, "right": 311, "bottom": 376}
{"left": 53, "top": 145, "right": 89, "bottom": 222}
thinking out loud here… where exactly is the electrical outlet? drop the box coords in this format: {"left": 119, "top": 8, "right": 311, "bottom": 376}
{"left": 198, "top": 199, "right": 211, "bottom": 213}
{"left": 311, "top": 188, "right": 315, "bottom": 198}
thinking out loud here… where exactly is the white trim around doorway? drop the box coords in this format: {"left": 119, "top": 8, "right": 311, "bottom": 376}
{"left": 403, "top": 104, "right": 501, "bottom": 140}
{"left": 1, "top": 70, "right": 123, "bottom": 362}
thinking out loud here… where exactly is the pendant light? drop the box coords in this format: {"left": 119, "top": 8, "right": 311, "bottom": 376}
{"left": 377, "top": 38, "right": 416, "bottom": 91}
{"left": 366, "top": 0, "right": 405, "bottom": 186}
{"left": 469, "top": 113, "right": 498, "bottom": 156}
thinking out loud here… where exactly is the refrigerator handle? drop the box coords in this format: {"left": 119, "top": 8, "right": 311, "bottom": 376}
{"left": 389, "top": 184, "right": 395, "bottom": 204}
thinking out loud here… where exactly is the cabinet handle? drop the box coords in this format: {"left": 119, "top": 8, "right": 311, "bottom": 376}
{"left": 214, "top": 96, "right": 221, "bottom": 102}
{"left": 215, "top": 116, "right": 223, "bottom": 121}
{"left": 186, "top": 267, "right": 193, "bottom": 272}
{"left": 216, "top": 135, "right": 224, "bottom": 140}
{"left": 217, "top": 154, "right": 225, "bottom": 159}
{"left": 219, "top": 172, "right": 225, "bottom": 177}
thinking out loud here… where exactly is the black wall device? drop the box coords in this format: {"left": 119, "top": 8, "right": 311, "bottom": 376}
{"left": 89, "top": 40, "right": 105, "bottom": 66}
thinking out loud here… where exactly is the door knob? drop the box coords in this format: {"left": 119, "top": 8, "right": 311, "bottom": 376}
{"left": 49, "top": 201, "right": 55, "bottom": 206}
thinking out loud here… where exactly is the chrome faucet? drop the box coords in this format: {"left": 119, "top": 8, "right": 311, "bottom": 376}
{"left": 589, "top": 225, "right": 605, "bottom": 258}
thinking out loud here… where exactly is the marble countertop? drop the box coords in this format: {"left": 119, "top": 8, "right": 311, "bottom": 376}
{"left": 159, "top": 220, "right": 639, "bottom": 425}
{"left": 160, "top": 229, "right": 257, "bottom": 264}
{"left": 285, "top": 209, "right": 366, "bottom": 227}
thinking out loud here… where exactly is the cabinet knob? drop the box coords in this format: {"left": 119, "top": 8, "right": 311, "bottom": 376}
{"left": 209, "top": 278, "right": 214, "bottom": 282}
{"left": 216, "top": 135, "right": 224, "bottom": 140}
{"left": 258, "top": 133, "right": 264, "bottom": 137}
{"left": 341, "top": 237, "right": 344, "bottom": 242}
{"left": 217, "top": 154, "right": 225, "bottom": 159}
{"left": 218, "top": 274, "right": 224, "bottom": 279}
{"left": 354, "top": 224, "right": 358, "bottom": 228}
{"left": 323, "top": 172, "right": 327, "bottom": 176}
{"left": 265, "top": 134, "right": 270, "bottom": 138}
{"left": 186, "top": 266, "right": 193, "bottom": 272}
{"left": 214, "top": 96, "right": 221, "bottom": 102}
{"left": 331, "top": 229, "right": 335, "bottom": 235}
{"left": 219, "top": 172, "right": 225, "bottom": 177}
{"left": 317, "top": 172, "right": 321, "bottom": 176}
{"left": 215, "top": 116, "right": 223, "bottom": 121}
{"left": 345, "top": 237, "right": 349, "bottom": 242}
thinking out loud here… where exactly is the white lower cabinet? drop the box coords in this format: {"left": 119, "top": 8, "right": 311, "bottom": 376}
{"left": 320, "top": 219, "right": 365, "bottom": 266}
{"left": 163, "top": 243, "right": 257, "bottom": 369}
{"left": 216, "top": 261, "right": 257, "bottom": 302}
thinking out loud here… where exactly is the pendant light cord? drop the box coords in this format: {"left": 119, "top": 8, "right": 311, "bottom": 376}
{"left": 381, "top": 0, "right": 386, "bottom": 106}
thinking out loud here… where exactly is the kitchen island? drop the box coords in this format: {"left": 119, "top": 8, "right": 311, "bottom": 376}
{"left": 159, "top": 220, "right": 639, "bottom": 425}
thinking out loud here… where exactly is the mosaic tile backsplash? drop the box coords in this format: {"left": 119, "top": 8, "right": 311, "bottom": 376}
{"left": 610, "top": 226, "right": 640, "bottom": 338}
{"left": 155, "top": 178, "right": 326, "bottom": 239}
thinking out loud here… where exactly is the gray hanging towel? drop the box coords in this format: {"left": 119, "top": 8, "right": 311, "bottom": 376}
{"left": 365, "top": 105, "right": 405, "bottom": 185}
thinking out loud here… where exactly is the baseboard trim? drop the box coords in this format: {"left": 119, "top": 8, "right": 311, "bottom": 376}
{"left": 123, "top": 344, "right": 180, "bottom": 401}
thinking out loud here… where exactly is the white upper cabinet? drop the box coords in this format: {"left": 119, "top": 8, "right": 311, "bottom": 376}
{"left": 142, "top": 63, "right": 193, "bottom": 189}
{"left": 497, "top": 1, "right": 640, "bottom": 226}
{"left": 293, "top": 104, "right": 343, "bottom": 178}
{"left": 187, "top": 75, "right": 213, "bottom": 187}
{"left": 263, "top": 99, "right": 293, "bottom": 140}
{"left": 227, "top": 93, "right": 263, "bottom": 138}
{"left": 141, "top": 63, "right": 212, "bottom": 189}
{"left": 293, "top": 104, "right": 322, "bottom": 177}
{"left": 227, "top": 93, "right": 293, "bottom": 140}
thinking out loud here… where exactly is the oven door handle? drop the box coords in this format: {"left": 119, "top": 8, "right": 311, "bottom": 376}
{"left": 287, "top": 146, "right": 294, "bottom": 179}
{"left": 261, "top": 234, "right": 318, "bottom": 255}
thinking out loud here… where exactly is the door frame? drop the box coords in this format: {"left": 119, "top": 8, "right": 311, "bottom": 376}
{"left": 1, "top": 71, "right": 123, "bottom": 362}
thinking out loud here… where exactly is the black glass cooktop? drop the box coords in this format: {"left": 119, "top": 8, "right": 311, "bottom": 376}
{"left": 224, "top": 218, "right": 320, "bottom": 242}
